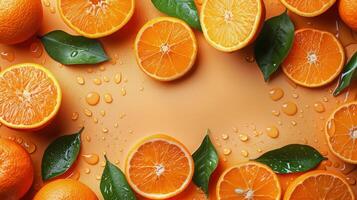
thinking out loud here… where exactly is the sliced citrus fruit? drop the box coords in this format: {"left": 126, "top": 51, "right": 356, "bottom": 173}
{"left": 280, "top": 0, "right": 336, "bottom": 17}
{"left": 200, "top": 0, "right": 265, "bottom": 52}
{"left": 125, "top": 134, "right": 194, "bottom": 199}
{"left": 58, "top": 0, "right": 135, "bottom": 38}
{"left": 326, "top": 101, "right": 357, "bottom": 164}
{"left": 282, "top": 28, "right": 345, "bottom": 88}
{"left": 0, "top": 63, "right": 62, "bottom": 130}
{"left": 284, "top": 170, "right": 355, "bottom": 200}
{"left": 216, "top": 162, "right": 281, "bottom": 200}
{"left": 134, "top": 17, "right": 198, "bottom": 81}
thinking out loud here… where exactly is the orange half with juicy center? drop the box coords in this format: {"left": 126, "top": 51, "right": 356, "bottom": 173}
{"left": 282, "top": 28, "right": 345, "bottom": 88}
{"left": 0, "top": 63, "right": 62, "bottom": 130}
{"left": 284, "top": 170, "right": 355, "bottom": 200}
{"left": 216, "top": 162, "right": 281, "bottom": 200}
{"left": 125, "top": 134, "right": 194, "bottom": 199}
{"left": 280, "top": 0, "right": 336, "bottom": 17}
{"left": 134, "top": 17, "right": 198, "bottom": 81}
{"left": 58, "top": 0, "right": 135, "bottom": 38}
{"left": 326, "top": 102, "right": 357, "bottom": 164}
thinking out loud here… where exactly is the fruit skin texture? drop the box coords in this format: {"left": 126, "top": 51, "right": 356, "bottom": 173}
{"left": 0, "top": 139, "right": 34, "bottom": 200}
{"left": 34, "top": 179, "right": 98, "bottom": 200}
{"left": 0, "top": 0, "right": 43, "bottom": 44}
{"left": 339, "top": 0, "right": 357, "bottom": 31}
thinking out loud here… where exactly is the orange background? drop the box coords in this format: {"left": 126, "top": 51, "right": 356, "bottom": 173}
{"left": 0, "top": 0, "right": 356, "bottom": 199}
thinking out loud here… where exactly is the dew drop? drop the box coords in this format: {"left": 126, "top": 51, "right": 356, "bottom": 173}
{"left": 103, "top": 76, "right": 110, "bottom": 83}
{"left": 104, "top": 93, "right": 113, "bottom": 104}
{"left": 266, "top": 126, "right": 279, "bottom": 138}
{"left": 82, "top": 154, "right": 99, "bottom": 165}
{"left": 71, "top": 112, "right": 79, "bottom": 121}
{"left": 93, "top": 78, "right": 102, "bottom": 85}
{"left": 84, "top": 109, "right": 92, "bottom": 117}
{"left": 86, "top": 92, "right": 100, "bottom": 106}
{"left": 241, "top": 150, "right": 249, "bottom": 157}
{"left": 313, "top": 102, "right": 325, "bottom": 113}
{"left": 22, "top": 141, "right": 37, "bottom": 154}
{"left": 223, "top": 148, "right": 231, "bottom": 155}
{"left": 76, "top": 76, "right": 85, "bottom": 85}
{"left": 282, "top": 101, "right": 298, "bottom": 116}
{"left": 239, "top": 134, "right": 249, "bottom": 142}
{"left": 121, "top": 88, "right": 127, "bottom": 96}
{"left": 269, "top": 88, "right": 284, "bottom": 101}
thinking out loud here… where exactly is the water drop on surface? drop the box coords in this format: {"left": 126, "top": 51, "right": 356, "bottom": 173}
{"left": 0, "top": 51, "right": 15, "bottom": 62}
{"left": 86, "top": 92, "right": 100, "bottom": 106}
{"left": 221, "top": 134, "right": 229, "bottom": 140}
{"left": 282, "top": 101, "right": 298, "bottom": 116}
{"left": 114, "top": 73, "right": 122, "bottom": 84}
{"left": 93, "top": 78, "right": 102, "bottom": 85}
{"left": 67, "top": 170, "right": 80, "bottom": 180}
{"left": 76, "top": 76, "right": 85, "bottom": 85}
{"left": 239, "top": 134, "right": 249, "bottom": 142}
{"left": 269, "top": 88, "right": 284, "bottom": 101}
{"left": 266, "top": 126, "right": 279, "bottom": 138}
{"left": 71, "top": 112, "right": 79, "bottom": 121}
{"left": 241, "top": 150, "right": 249, "bottom": 157}
{"left": 313, "top": 102, "right": 325, "bottom": 113}
{"left": 22, "top": 141, "right": 37, "bottom": 154}
{"left": 82, "top": 154, "right": 99, "bottom": 165}
{"left": 104, "top": 93, "right": 113, "bottom": 104}
{"left": 84, "top": 109, "right": 92, "bottom": 117}
{"left": 30, "top": 41, "right": 43, "bottom": 58}
{"left": 121, "top": 88, "right": 127, "bottom": 96}
{"left": 223, "top": 148, "right": 231, "bottom": 155}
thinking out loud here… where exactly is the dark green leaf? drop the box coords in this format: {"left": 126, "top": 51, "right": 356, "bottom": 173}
{"left": 334, "top": 52, "right": 357, "bottom": 96}
{"left": 41, "top": 30, "right": 109, "bottom": 65}
{"left": 100, "top": 156, "right": 136, "bottom": 200}
{"left": 152, "top": 0, "right": 201, "bottom": 30}
{"left": 254, "top": 11, "right": 295, "bottom": 81}
{"left": 254, "top": 144, "right": 326, "bottom": 174}
{"left": 192, "top": 131, "right": 219, "bottom": 196}
{"left": 42, "top": 127, "right": 83, "bottom": 180}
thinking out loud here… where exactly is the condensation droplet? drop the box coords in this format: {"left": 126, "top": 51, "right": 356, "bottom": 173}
{"left": 266, "top": 126, "right": 279, "bottom": 138}
{"left": 30, "top": 41, "right": 43, "bottom": 58}
{"left": 67, "top": 170, "right": 80, "bottom": 180}
{"left": 223, "top": 148, "right": 231, "bottom": 155}
{"left": 102, "top": 128, "right": 109, "bottom": 133}
{"left": 76, "top": 76, "right": 85, "bottom": 85}
{"left": 82, "top": 154, "right": 99, "bottom": 165}
{"left": 86, "top": 92, "right": 100, "bottom": 106}
{"left": 93, "top": 78, "right": 102, "bottom": 85}
{"left": 114, "top": 73, "right": 122, "bottom": 84}
{"left": 313, "top": 102, "right": 325, "bottom": 113}
{"left": 269, "top": 88, "right": 284, "bottom": 101}
{"left": 241, "top": 150, "right": 249, "bottom": 157}
{"left": 84, "top": 168, "right": 91, "bottom": 174}
{"left": 71, "top": 112, "right": 79, "bottom": 121}
{"left": 104, "top": 93, "right": 113, "bottom": 104}
{"left": 282, "top": 101, "right": 298, "bottom": 116}
{"left": 239, "top": 134, "right": 249, "bottom": 142}
{"left": 0, "top": 51, "right": 15, "bottom": 62}
{"left": 121, "top": 88, "right": 127, "bottom": 96}
{"left": 221, "top": 134, "right": 229, "bottom": 140}
{"left": 100, "top": 110, "right": 106, "bottom": 117}
{"left": 103, "top": 76, "right": 110, "bottom": 83}
{"left": 22, "top": 141, "right": 37, "bottom": 154}
{"left": 84, "top": 109, "right": 92, "bottom": 117}
{"left": 272, "top": 110, "right": 280, "bottom": 117}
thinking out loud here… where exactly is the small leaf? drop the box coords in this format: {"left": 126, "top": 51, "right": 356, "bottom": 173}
{"left": 254, "top": 11, "right": 295, "bottom": 81}
{"left": 254, "top": 144, "right": 326, "bottom": 174}
{"left": 152, "top": 0, "right": 201, "bottom": 30}
{"left": 334, "top": 52, "right": 357, "bottom": 96}
{"left": 100, "top": 156, "right": 136, "bottom": 200}
{"left": 41, "top": 30, "right": 109, "bottom": 65}
{"left": 42, "top": 127, "right": 83, "bottom": 180}
{"left": 192, "top": 131, "right": 219, "bottom": 196}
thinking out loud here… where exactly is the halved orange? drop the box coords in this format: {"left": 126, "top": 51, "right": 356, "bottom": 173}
{"left": 200, "top": 0, "right": 265, "bottom": 52}
{"left": 284, "top": 170, "right": 355, "bottom": 200}
{"left": 280, "top": 0, "right": 336, "bottom": 17}
{"left": 0, "top": 63, "right": 62, "bottom": 130}
{"left": 282, "top": 28, "right": 345, "bottom": 88}
{"left": 125, "top": 134, "right": 194, "bottom": 199}
{"left": 326, "top": 101, "right": 357, "bottom": 164}
{"left": 134, "top": 17, "right": 198, "bottom": 81}
{"left": 58, "top": 0, "right": 135, "bottom": 38}
{"left": 216, "top": 162, "right": 281, "bottom": 200}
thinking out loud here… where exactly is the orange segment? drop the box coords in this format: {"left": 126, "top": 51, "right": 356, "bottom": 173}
{"left": 326, "top": 102, "right": 357, "bottom": 164}
{"left": 125, "top": 134, "right": 194, "bottom": 199}
{"left": 216, "top": 162, "right": 281, "bottom": 200}
{"left": 200, "top": 0, "right": 265, "bottom": 52}
{"left": 280, "top": 0, "right": 336, "bottom": 17}
{"left": 282, "top": 28, "right": 345, "bottom": 88}
{"left": 284, "top": 170, "right": 355, "bottom": 200}
{"left": 58, "top": 0, "right": 135, "bottom": 38}
{"left": 0, "top": 63, "right": 62, "bottom": 130}
{"left": 134, "top": 17, "right": 198, "bottom": 81}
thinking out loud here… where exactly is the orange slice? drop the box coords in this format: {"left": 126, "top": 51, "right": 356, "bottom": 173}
{"left": 0, "top": 63, "right": 62, "bottom": 130}
{"left": 282, "top": 28, "right": 345, "bottom": 88}
{"left": 216, "top": 162, "right": 281, "bottom": 200}
{"left": 134, "top": 17, "right": 198, "bottom": 81}
{"left": 326, "top": 102, "right": 357, "bottom": 164}
{"left": 58, "top": 0, "right": 135, "bottom": 38}
{"left": 284, "top": 170, "right": 355, "bottom": 200}
{"left": 200, "top": 0, "right": 265, "bottom": 52}
{"left": 280, "top": 0, "right": 336, "bottom": 17}
{"left": 125, "top": 134, "right": 194, "bottom": 199}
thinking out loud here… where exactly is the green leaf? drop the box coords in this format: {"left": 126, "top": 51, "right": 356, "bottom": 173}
{"left": 41, "top": 30, "right": 109, "bottom": 65}
{"left": 254, "top": 144, "right": 326, "bottom": 174}
{"left": 100, "top": 156, "right": 136, "bottom": 200}
{"left": 42, "top": 127, "right": 83, "bottom": 180}
{"left": 192, "top": 131, "right": 219, "bottom": 196}
{"left": 334, "top": 52, "right": 357, "bottom": 96}
{"left": 151, "top": 0, "right": 201, "bottom": 30}
{"left": 254, "top": 11, "right": 295, "bottom": 81}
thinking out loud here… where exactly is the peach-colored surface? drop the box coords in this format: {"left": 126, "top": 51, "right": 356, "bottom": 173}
{"left": 0, "top": 0, "right": 356, "bottom": 199}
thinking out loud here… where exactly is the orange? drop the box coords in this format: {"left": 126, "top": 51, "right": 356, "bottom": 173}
{"left": 34, "top": 179, "right": 98, "bottom": 200}
{"left": 216, "top": 162, "right": 281, "bottom": 200}
{"left": 0, "top": 63, "right": 62, "bottom": 130}
{"left": 0, "top": 0, "right": 43, "bottom": 44}
{"left": 282, "top": 28, "right": 345, "bottom": 88}
{"left": 339, "top": 0, "right": 357, "bottom": 31}
{"left": 58, "top": 0, "right": 135, "bottom": 38}
{"left": 200, "top": 0, "right": 265, "bottom": 52}
{"left": 325, "top": 101, "right": 357, "bottom": 164}
{"left": 280, "top": 0, "right": 336, "bottom": 17}
{"left": 284, "top": 170, "right": 355, "bottom": 200}
{"left": 125, "top": 134, "right": 194, "bottom": 199}
{"left": 134, "top": 17, "right": 198, "bottom": 81}
{"left": 0, "top": 139, "right": 34, "bottom": 200}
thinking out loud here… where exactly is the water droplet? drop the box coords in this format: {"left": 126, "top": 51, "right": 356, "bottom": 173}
{"left": 282, "top": 101, "right": 298, "bottom": 116}
{"left": 241, "top": 150, "right": 249, "bottom": 157}
{"left": 93, "top": 78, "right": 102, "bottom": 85}
{"left": 104, "top": 93, "right": 113, "bottom": 104}
{"left": 84, "top": 109, "right": 92, "bottom": 117}
{"left": 114, "top": 73, "right": 122, "bottom": 84}
{"left": 327, "top": 119, "right": 336, "bottom": 136}
{"left": 102, "top": 128, "right": 109, "bottom": 133}
{"left": 103, "top": 76, "right": 110, "bottom": 83}
{"left": 49, "top": 6, "right": 56, "bottom": 14}
{"left": 30, "top": 41, "right": 43, "bottom": 58}
{"left": 291, "top": 121, "right": 297, "bottom": 126}
{"left": 272, "top": 110, "right": 280, "bottom": 117}
{"left": 269, "top": 88, "right": 284, "bottom": 101}
{"left": 86, "top": 92, "right": 100, "bottom": 106}
{"left": 313, "top": 102, "right": 325, "bottom": 113}
{"left": 96, "top": 175, "right": 101, "bottom": 180}
{"left": 82, "top": 154, "right": 99, "bottom": 165}
{"left": 100, "top": 161, "right": 106, "bottom": 167}
{"left": 100, "top": 110, "right": 106, "bottom": 117}
{"left": 114, "top": 123, "right": 119, "bottom": 128}
{"left": 292, "top": 93, "right": 299, "bottom": 99}
{"left": 245, "top": 55, "right": 255, "bottom": 63}
{"left": 84, "top": 168, "right": 91, "bottom": 174}
{"left": 232, "top": 127, "right": 238, "bottom": 133}
{"left": 67, "top": 170, "right": 80, "bottom": 180}
{"left": 71, "top": 112, "right": 79, "bottom": 121}
{"left": 85, "top": 135, "right": 91, "bottom": 142}
{"left": 99, "top": 66, "right": 106, "bottom": 71}
{"left": 221, "top": 134, "right": 229, "bottom": 140}
{"left": 0, "top": 50, "right": 15, "bottom": 62}
{"left": 223, "top": 148, "right": 231, "bottom": 155}
{"left": 76, "top": 76, "right": 85, "bottom": 85}
{"left": 70, "top": 51, "right": 79, "bottom": 57}
{"left": 121, "top": 88, "right": 127, "bottom": 96}
{"left": 43, "top": 0, "right": 50, "bottom": 7}
{"left": 239, "top": 134, "right": 249, "bottom": 142}
{"left": 257, "top": 149, "right": 262, "bottom": 153}
{"left": 322, "top": 96, "right": 329, "bottom": 102}
{"left": 266, "top": 126, "right": 279, "bottom": 138}
{"left": 22, "top": 141, "right": 37, "bottom": 154}
{"left": 120, "top": 113, "right": 126, "bottom": 119}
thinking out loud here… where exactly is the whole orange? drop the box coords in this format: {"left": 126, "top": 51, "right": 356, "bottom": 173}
{"left": 34, "top": 179, "right": 98, "bottom": 200}
{"left": 339, "top": 0, "right": 357, "bottom": 30}
{"left": 0, "top": 0, "right": 43, "bottom": 44}
{"left": 0, "top": 139, "right": 34, "bottom": 200}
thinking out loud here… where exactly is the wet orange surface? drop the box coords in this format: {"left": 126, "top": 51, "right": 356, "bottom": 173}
{"left": 0, "top": 0, "right": 356, "bottom": 199}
